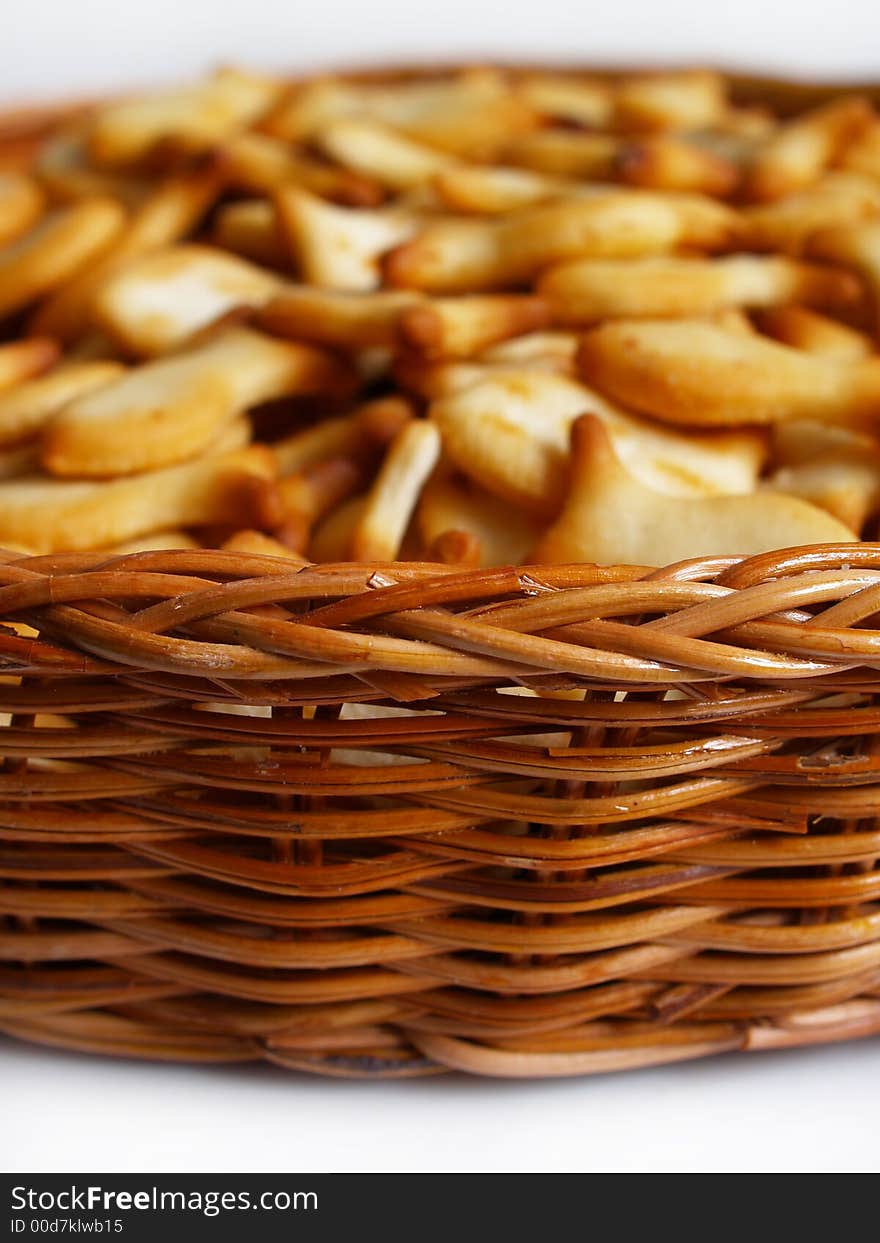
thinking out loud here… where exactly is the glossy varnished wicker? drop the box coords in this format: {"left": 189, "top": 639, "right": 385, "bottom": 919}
{"left": 2, "top": 542, "right": 880, "bottom": 1077}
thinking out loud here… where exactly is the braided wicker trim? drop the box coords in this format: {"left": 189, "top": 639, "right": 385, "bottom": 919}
{"left": 1, "top": 544, "right": 880, "bottom": 1076}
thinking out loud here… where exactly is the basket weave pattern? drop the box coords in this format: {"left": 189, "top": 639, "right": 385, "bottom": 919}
{"left": 2, "top": 543, "right": 880, "bottom": 1077}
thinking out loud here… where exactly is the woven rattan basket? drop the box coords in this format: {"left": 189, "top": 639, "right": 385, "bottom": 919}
{"left": 3, "top": 542, "right": 880, "bottom": 1078}
{"left": 3, "top": 70, "right": 880, "bottom": 1078}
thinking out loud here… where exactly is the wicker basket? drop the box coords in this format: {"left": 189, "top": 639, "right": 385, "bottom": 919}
{"left": 2, "top": 542, "right": 880, "bottom": 1078}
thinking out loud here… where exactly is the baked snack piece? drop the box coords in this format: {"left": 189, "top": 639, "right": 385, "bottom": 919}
{"left": 1, "top": 65, "right": 879, "bottom": 564}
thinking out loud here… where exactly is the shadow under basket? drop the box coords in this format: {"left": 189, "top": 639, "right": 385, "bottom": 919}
{"left": 2, "top": 542, "right": 880, "bottom": 1079}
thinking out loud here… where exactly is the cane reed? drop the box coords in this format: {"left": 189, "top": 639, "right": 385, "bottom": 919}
{"left": 0, "top": 542, "right": 879, "bottom": 1077}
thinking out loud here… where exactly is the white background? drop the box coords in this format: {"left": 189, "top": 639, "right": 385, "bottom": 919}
{"left": 2, "top": 0, "right": 880, "bottom": 104}
{"left": 2, "top": 0, "right": 879, "bottom": 1175}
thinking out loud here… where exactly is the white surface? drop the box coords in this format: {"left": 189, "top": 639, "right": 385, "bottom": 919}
{"left": 3, "top": 0, "right": 880, "bottom": 1175}
{"left": 2, "top": 1035, "right": 879, "bottom": 1173}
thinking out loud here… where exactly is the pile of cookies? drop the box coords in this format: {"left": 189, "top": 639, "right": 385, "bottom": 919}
{"left": 0, "top": 65, "right": 879, "bottom": 565}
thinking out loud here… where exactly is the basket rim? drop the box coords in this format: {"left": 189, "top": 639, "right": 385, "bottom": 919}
{"left": 2, "top": 62, "right": 878, "bottom": 129}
